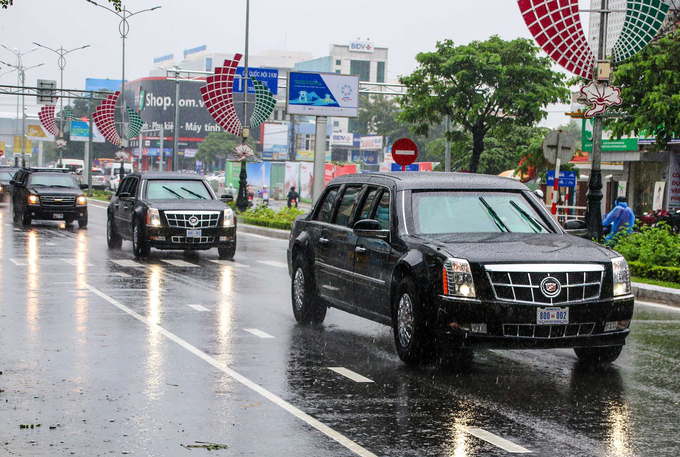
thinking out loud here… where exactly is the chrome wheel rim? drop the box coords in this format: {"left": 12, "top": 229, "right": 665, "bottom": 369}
{"left": 133, "top": 225, "right": 139, "bottom": 250}
{"left": 293, "top": 268, "right": 305, "bottom": 312}
{"left": 397, "top": 293, "right": 414, "bottom": 348}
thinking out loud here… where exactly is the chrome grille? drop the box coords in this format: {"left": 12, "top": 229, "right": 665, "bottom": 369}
{"left": 171, "top": 235, "right": 214, "bottom": 244}
{"left": 503, "top": 323, "right": 595, "bottom": 338}
{"left": 164, "top": 211, "right": 220, "bottom": 229}
{"left": 485, "top": 264, "right": 604, "bottom": 305}
{"left": 40, "top": 196, "right": 76, "bottom": 207}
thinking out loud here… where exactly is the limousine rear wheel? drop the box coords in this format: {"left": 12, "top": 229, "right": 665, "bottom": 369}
{"left": 292, "top": 256, "right": 326, "bottom": 325}
{"left": 393, "top": 277, "right": 433, "bottom": 366}
{"left": 574, "top": 345, "right": 623, "bottom": 364}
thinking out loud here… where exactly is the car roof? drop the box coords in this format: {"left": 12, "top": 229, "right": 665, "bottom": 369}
{"left": 128, "top": 171, "right": 207, "bottom": 181}
{"left": 329, "top": 172, "right": 530, "bottom": 191}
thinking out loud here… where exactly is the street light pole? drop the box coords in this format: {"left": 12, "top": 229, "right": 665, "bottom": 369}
{"left": 236, "top": 0, "right": 251, "bottom": 213}
{"left": 85, "top": 0, "right": 161, "bottom": 176}
{"left": 33, "top": 42, "right": 90, "bottom": 167}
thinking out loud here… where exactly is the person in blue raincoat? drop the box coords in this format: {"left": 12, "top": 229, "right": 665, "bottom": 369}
{"left": 603, "top": 196, "right": 635, "bottom": 243}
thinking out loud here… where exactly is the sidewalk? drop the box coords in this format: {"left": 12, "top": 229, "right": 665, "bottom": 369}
{"left": 632, "top": 282, "right": 680, "bottom": 307}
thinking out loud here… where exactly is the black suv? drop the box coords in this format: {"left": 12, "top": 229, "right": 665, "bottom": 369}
{"left": 0, "top": 167, "right": 20, "bottom": 203}
{"left": 11, "top": 168, "right": 88, "bottom": 227}
{"left": 107, "top": 172, "right": 237, "bottom": 259}
{"left": 287, "top": 173, "right": 634, "bottom": 366}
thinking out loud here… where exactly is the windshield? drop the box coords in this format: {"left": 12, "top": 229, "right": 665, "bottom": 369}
{"left": 145, "top": 180, "right": 213, "bottom": 200}
{"left": 412, "top": 191, "right": 551, "bottom": 234}
{"left": 28, "top": 173, "right": 77, "bottom": 188}
{"left": 0, "top": 171, "right": 16, "bottom": 180}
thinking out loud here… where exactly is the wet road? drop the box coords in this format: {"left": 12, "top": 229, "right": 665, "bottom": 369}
{"left": 1, "top": 200, "right": 679, "bottom": 457}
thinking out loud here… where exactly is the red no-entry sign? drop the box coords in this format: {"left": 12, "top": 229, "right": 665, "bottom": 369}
{"left": 392, "top": 138, "right": 418, "bottom": 171}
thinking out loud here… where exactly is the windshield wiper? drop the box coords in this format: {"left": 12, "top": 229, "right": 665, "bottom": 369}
{"left": 162, "top": 186, "right": 184, "bottom": 199}
{"left": 479, "top": 197, "right": 511, "bottom": 233}
{"left": 509, "top": 201, "right": 550, "bottom": 233}
{"left": 180, "top": 187, "right": 206, "bottom": 199}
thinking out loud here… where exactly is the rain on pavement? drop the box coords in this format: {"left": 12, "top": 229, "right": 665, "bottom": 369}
{"left": 1, "top": 200, "right": 679, "bottom": 456}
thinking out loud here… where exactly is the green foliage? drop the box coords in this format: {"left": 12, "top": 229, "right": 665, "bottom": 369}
{"left": 238, "top": 205, "right": 305, "bottom": 231}
{"left": 399, "top": 36, "right": 569, "bottom": 173}
{"left": 613, "top": 224, "right": 680, "bottom": 267}
{"left": 515, "top": 123, "right": 582, "bottom": 181}
{"left": 196, "top": 132, "right": 245, "bottom": 164}
{"left": 629, "top": 262, "right": 680, "bottom": 284}
{"left": 631, "top": 276, "right": 680, "bottom": 290}
{"left": 608, "top": 31, "right": 680, "bottom": 149}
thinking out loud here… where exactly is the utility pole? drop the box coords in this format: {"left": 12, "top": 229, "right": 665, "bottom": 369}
{"left": 236, "top": 0, "right": 251, "bottom": 213}
{"left": 445, "top": 115, "right": 451, "bottom": 172}
{"left": 172, "top": 67, "right": 181, "bottom": 171}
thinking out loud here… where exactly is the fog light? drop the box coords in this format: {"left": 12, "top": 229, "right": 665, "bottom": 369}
{"left": 617, "top": 320, "right": 631, "bottom": 330}
{"left": 156, "top": 236, "right": 165, "bottom": 241}
{"left": 471, "top": 323, "right": 487, "bottom": 334}
{"left": 604, "top": 321, "right": 617, "bottom": 332}
{"left": 219, "top": 236, "right": 227, "bottom": 241}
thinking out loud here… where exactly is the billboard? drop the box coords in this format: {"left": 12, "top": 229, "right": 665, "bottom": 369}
{"left": 70, "top": 120, "right": 106, "bottom": 143}
{"left": 86, "top": 78, "right": 123, "bottom": 92}
{"left": 233, "top": 67, "right": 279, "bottom": 95}
{"left": 331, "top": 133, "right": 354, "bottom": 146}
{"left": 246, "top": 162, "right": 271, "bottom": 188}
{"left": 287, "top": 72, "right": 359, "bottom": 117}
{"left": 27, "top": 124, "right": 55, "bottom": 142}
{"left": 263, "top": 123, "right": 289, "bottom": 159}
{"left": 360, "top": 136, "right": 383, "bottom": 150}
{"left": 299, "top": 162, "right": 314, "bottom": 200}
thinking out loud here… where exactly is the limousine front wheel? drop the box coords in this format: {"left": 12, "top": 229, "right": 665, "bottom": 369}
{"left": 291, "top": 257, "right": 326, "bottom": 325}
{"left": 393, "top": 277, "right": 433, "bottom": 366}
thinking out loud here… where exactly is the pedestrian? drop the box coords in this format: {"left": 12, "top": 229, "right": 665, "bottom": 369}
{"left": 259, "top": 185, "right": 270, "bottom": 206}
{"left": 603, "top": 196, "right": 635, "bottom": 244}
{"left": 225, "top": 183, "right": 236, "bottom": 197}
{"left": 287, "top": 186, "right": 299, "bottom": 208}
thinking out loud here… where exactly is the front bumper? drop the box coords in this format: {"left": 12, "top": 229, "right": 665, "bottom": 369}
{"left": 430, "top": 295, "right": 635, "bottom": 349}
{"left": 146, "top": 225, "right": 236, "bottom": 251}
{"left": 27, "top": 206, "right": 87, "bottom": 221}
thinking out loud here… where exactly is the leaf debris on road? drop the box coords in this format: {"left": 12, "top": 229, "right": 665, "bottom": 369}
{"left": 181, "top": 441, "right": 228, "bottom": 451}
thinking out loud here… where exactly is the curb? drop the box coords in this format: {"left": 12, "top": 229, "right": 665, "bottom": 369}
{"left": 632, "top": 282, "right": 680, "bottom": 308}
{"left": 237, "top": 223, "right": 290, "bottom": 240}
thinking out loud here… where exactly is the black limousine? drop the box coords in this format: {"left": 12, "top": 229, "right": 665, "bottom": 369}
{"left": 287, "top": 173, "right": 634, "bottom": 366}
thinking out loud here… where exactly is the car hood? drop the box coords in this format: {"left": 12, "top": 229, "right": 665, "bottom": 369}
{"left": 415, "top": 232, "right": 618, "bottom": 265}
{"left": 29, "top": 187, "right": 82, "bottom": 196}
{"left": 149, "top": 199, "right": 228, "bottom": 212}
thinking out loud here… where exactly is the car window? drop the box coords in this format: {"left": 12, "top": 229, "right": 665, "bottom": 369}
{"left": 118, "top": 178, "right": 131, "bottom": 195}
{"left": 374, "top": 191, "right": 390, "bottom": 230}
{"left": 358, "top": 187, "right": 380, "bottom": 221}
{"left": 0, "top": 171, "right": 16, "bottom": 180}
{"left": 28, "top": 173, "right": 77, "bottom": 188}
{"left": 128, "top": 178, "right": 139, "bottom": 198}
{"left": 315, "top": 187, "right": 339, "bottom": 223}
{"left": 412, "top": 191, "right": 550, "bottom": 234}
{"left": 333, "top": 186, "right": 362, "bottom": 227}
{"left": 146, "top": 180, "right": 212, "bottom": 200}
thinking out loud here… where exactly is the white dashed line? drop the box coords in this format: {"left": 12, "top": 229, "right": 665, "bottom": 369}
{"left": 465, "top": 428, "right": 532, "bottom": 454}
{"left": 188, "top": 304, "right": 210, "bottom": 312}
{"left": 60, "top": 258, "right": 94, "bottom": 267}
{"left": 258, "top": 260, "right": 288, "bottom": 268}
{"left": 46, "top": 242, "right": 56, "bottom": 246}
{"left": 161, "top": 259, "right": 200, "bottom": 268}
{"left": 9, "top": 259, "right": 27, "bottom": 266}
{"left": 327, "top": 367, "right": 374, "bottom": 383}
{"left": 243, "top": 328, "right": 275, "bottom": 339}
{"left": 116, "top": 272, "right": 132, "bottom": 278}
{"left": 208, "top": 260, "right": 250, "bottom": 267}
{"left": 83, "top": 283, "right": 378, "bottom": 457}
{"left": 636, "top": 300, "right": 680, "bottom": 313}
{"left": 111, "top": 259, "right": 144, "bottom": 267}
{"left": 238, "top": 232, "right": 289, "bottom": 243}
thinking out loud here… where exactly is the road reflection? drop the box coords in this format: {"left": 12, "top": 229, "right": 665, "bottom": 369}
{"left": 144, "top": 264, "right": 166, "bottom": 400}
{"left": 75, "top": 230, "right": 89, "bottom": 337}
{"left": 26, "top": 230, "right": 39, "bottom": 336}
{"left": 215, "top": 266, "right": 236, "bottom": 391}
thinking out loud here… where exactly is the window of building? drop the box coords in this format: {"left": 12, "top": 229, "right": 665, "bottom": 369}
{"left": 350, "top": 60, "right": 371, "bottom": 82}
{"left": 333, "top": 121, "right": 339, "bottom": 127}
{"left": 336, "top": 70, "right": 341, "bottom": 74}
{"left": 377, "top": 61, "right": 385, "bottom": 83}
{"left": 335, "top": 59, "right": 341, "bottom": 66}
{"left": 206, "top": 57, "right": 213, "bottom": 72}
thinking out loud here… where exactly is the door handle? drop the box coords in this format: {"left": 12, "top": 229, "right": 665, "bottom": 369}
{"left": 319, "top": 237, "right": 330, "bottom": 245}
{"left": 355, "top": 246, "right": 367, "bottom": 254}
{"left": 114, "top": 203, "right": 120, "bottom": 209}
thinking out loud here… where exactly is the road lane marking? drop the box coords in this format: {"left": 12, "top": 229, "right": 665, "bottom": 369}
{"left": 60, "top": 258, "right": 94, "bottom": 267}
{"left": 327, "top": 367, "right": 374, "bottom": 383}
{"left": 46, "top": 242, "right": 56, "bottom": 246}
{"left": 244, "top": 328, "right": 275, "bottom": 339}
{"left": 208, "top": 260, "right": 250, "bottom": 268}
{"left": 636, "top": 300, "right": 680, "bottom": 313}
{"left": 161, "top": 259, "right": 200, "bottom": 268}
{"left": 258, "top": 260, "right": 288, "bottom": 268}
{"left": 83, "top": 283, "right": 378, "bottom": 457}
{"left": 111, "top": 259, "right": 144, "bottom": 267}
{"left": 9, "top": 259, "right": 27, "bottom": 266}
{"left": 465, "top": 428, "right": 532, "bottom": 454}
{"left": 238, "top": 232, "right": 289, "bottom": 243}
{"left": 116, "top": 272, "right": 132, "bottom": 278}
{"left": 188, "top": 304, "right": 210, "bottom": 312}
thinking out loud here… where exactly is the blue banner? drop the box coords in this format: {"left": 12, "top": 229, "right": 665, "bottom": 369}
{"left": 233, "top": 67, "right": 279, "bottom": 95}
{"left": 546, "top": 170, "right": 577, "bottom": 188}
{"left": 391, "top": 163, "right": 419, "bottom": 172}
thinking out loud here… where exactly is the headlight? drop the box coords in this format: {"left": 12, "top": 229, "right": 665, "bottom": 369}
{"left": 443, "top": 258, "right": 476, "bottom": 298}
{"left": 612, "top": 257, "right": 631, "bottom": 297}
{"left": 223, "top": 208, "right": 235, "bottom": 227}
{"left": 0, "top": 185, "right": 3, "bottom": 193}
{"left": 28, "top": 194, "right": 40, "bottom": 205}
{"left": 147, "top": 208, "right": 161, "bottom": 227}
{"left": 77, "top": 195, "right": 87, "bottom": 205}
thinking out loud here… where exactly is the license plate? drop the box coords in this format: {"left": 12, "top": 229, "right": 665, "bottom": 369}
{"left": 537, "top": 307, "right": 569, "bottom": 325}
{"left": 53, "top": 213, "right": 63, "bottom": 219}
{"left": 187, "top": 229, "right": 202, "bottom": 237}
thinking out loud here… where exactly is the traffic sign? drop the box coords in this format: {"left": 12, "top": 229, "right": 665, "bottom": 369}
{"left": 542, "top": 129, "right": 576, "bottom": 165}
{"left": 392, "top": 138, "right": 418, "bottom": 170}
{"left": 36, "top": 79, "right": 58, "bottom": 105}
{"left": 546, "top": 170, "right": 577, "bottom": 188}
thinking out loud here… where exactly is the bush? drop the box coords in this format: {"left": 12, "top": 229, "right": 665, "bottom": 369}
{"left": 612, "top": 224, "right": 680, "bottom": 267}
{"left": 237, "top": 205, "right": 305, "bottom": 231}
{"left": 629, "top": 261, "right": 680, "bottom": 284}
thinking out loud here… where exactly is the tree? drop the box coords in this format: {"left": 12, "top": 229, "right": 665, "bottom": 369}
{"left": 196, "top": 132, "right": 253, "bottom": 166}
{"left": 399, "top": 36, "right": 570, "bottom": 173}
{"left": 516, "top": 123, "right": 581, "bottom": 181}
{"left": 608, "top": 31, "right": 680, "bottom": 148}
{"left": 355, "top": 95, "right": 410, "bottom": 141}
{"left": 1, "top": 0, "right": 122, "bottom": 10}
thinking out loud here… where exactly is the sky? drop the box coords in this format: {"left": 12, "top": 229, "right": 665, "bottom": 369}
{"left": 0, "top": 0, "right": 594, "bottom": 127}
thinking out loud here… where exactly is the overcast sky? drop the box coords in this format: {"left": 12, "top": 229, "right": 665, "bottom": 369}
{"left": 0, "top": 0, "right": 594, "bottom": 126}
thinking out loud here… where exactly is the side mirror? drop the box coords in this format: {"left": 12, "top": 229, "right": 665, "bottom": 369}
{"left": 353, "top": 219, "right": 390, "bottom": 241}
{"left": 220, "top": 194, "right": 234, "bottom": 202}
{"left": 564, "top": 219, "right": 588, "bottom": 238}
{"left": 118, "top": 192, "right": 132, "bottom": 200}
{"left": 80, "top": 183, "right": 88, "bottom": 190}
{"left": 534, "top": 189, "right": 545, "bottom": 199}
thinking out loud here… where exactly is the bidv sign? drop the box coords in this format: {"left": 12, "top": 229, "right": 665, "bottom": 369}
{"left": 349, "top": 41, "right": 374, "bottom": 53}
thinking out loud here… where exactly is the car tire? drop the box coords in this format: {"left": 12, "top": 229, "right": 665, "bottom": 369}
{"left": 21, "top": 210, "right": 31, "bottom": 226}
{"left": 392, "top": 277, "right": 434, "bottom": 366}
{"left": 78, "top": 213, "right": 88, "bottom": 229}
{"left": 574, "top": 346, "right": 623, "bottom": 364}
{"left": 132, "top": 219, "right": 150, "bottom": 258}
{"left": 291, "top": 256, "right": 327, "bottom": 325}
{"left": 13, "top": 207, "right": 20, "bottom": 224}
{"left": 107, "top": 215, "right": 122, "bottom": 249}
{"left": 218, "top": 243, "right": 236, "bottom": 260}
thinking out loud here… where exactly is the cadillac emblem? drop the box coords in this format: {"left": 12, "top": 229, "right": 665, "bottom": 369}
{"left": 188, "top": 216, "right": 199, "bottom": 227}
{"left": 540, "top": 277, "right": 562, "bottom": 298}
